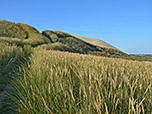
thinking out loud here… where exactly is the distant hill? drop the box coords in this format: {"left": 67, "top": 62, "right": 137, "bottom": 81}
{"left": 42, "top": 30, "right": 129, "bottom": 58}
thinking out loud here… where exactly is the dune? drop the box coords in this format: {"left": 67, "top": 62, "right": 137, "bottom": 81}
{"left": 72, "top": 34, "right": 117, "bottom": 49}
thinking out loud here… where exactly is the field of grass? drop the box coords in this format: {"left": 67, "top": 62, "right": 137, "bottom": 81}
{"left": 11, "top": 49, "right": 152, "bottom": 114}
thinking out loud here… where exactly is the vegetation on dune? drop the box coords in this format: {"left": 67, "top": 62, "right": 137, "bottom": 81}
{"left": 0, "top": 42, "right": 25, "bottom": 91}
{"left": 0, "top": 42, "right": 27, "bottom": 114}
{"left": 132, "top": 55, "right": 152, "bottom": 62}
{"left": 17, "top": 23, "right": 44, "bottom": 40}
{"left": 42, "top": 30, "right": 132, "bottom": 59}
{"left": 0, "top": 20, "right": 27, "bottom": 39}
{"left": 88, "top": 46, "right": 130, "bottom": 58}
{"left": 0, "top": 36, "right": 46, "bottom": 47}
{"left": 53, "top": 30, "right": 73, "bottom": 38}
{"left": 42, "top": 30, "right": 58, "bottom": 42}
{"left": 60, "top": 37, "right": 97, "bottom": 53}
{"left": 36, "top": 42, "right": 75, "bottom": 52}
{"left": 0, "top": 20, "right": 46, "bottom": 47}
{"left": 42, "top": 30, "right": 152, "bottom": 62}
{"left": 12, "top": 50, "right": 152, "bottom": 114}
{"left": 42, "top": 30, "right": 73, "bottom": 43}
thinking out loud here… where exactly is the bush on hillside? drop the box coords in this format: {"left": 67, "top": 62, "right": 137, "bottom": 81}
{"left": 0, "top": 20, "right": 27, "bottom": 39}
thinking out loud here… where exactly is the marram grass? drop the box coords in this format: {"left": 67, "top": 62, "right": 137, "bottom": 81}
{"left": 0, "top": 42, "right": 25, "bottom": 113}
{"left": 13, "top": 50, "right": 152, "bottom": 114}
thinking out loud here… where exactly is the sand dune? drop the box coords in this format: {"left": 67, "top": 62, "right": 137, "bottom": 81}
{"left": 72, "top": 35, "right": 117, "bottom": 49}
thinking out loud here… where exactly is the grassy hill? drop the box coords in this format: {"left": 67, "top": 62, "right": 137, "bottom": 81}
{"left": 0, "top": 20, "right": 27, "bottom": 39}
{"left": 0, "top": 20, "right": 46, "bottom": 47}
{"left": 42, "top": 30, "right": 130, "bottom": 58}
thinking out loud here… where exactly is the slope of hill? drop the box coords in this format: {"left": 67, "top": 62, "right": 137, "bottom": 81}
{"left": 72, "top": 34, "right": 117, "bottom": 49}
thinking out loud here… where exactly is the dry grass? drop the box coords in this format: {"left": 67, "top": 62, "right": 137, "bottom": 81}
{"left": 12, "top": 49, "right": 152, "bottom": 114}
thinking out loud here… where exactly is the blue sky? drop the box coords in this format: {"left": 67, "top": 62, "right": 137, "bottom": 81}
{"left": 0, "top": 0, "right": 152, "bottom": 54}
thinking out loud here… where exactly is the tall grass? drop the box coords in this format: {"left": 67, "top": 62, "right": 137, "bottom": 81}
{"left": 0, "top": 37, "right": 46, "bottom": 47}
{"left": 0, "top": 42, "right": 25, "bottom": 113}
{"left": 13, "top": 50, "right": 152, "bottom": 113}
{"left": 0, "top": 42, "right": 25, "bottom": 75}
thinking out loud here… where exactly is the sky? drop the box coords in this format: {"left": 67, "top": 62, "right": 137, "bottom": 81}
{"left": 0, "top": 0, "right": 152, "bottom": 54}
